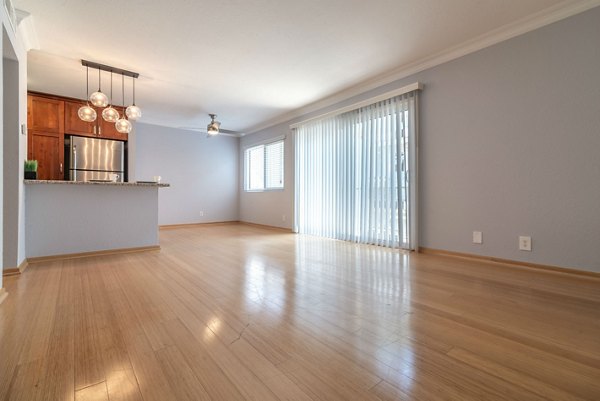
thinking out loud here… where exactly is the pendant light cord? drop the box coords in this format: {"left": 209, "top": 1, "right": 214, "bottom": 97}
{"left": 86, "top": 66, "right": 89, "bottom": 99}
{"left": 133, "top": 77, "right": 136, "bottom": 106}
{"left": 122, "top": 73, "right": 125, "bottom": 117}
{"left": 98, "top": 68, "right": 101, "bottom": 91}
{"left": 110, "top": 71, "right": 113, "bottom": 105}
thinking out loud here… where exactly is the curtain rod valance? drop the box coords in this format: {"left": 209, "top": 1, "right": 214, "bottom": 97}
{"left": 290, "top": 82, "right": 422, "bottom": 129}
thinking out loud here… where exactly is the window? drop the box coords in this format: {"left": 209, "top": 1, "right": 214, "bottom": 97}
{"left": 245, "top": 140, "right": 284, "bottom": 191}
{"left": 294, "top": 91, "right": 418, "bottom": 250}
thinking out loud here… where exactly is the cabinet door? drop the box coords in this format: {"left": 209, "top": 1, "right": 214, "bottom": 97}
{"left": 65, "top": 100, "right": 95, "bottom": 136}
{"left": 27, "top": 131, "right": 64, "bottom": 180}
{"left": 98, "top": 106, "right": 128, "bottom": 140}
{"left": 28, "top": 95, "right": 64, "bottom": 133}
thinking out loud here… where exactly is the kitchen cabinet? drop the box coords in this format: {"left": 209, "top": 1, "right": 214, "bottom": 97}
{"left": 27, "top": 130, "right": 64, "bottom": 180}
{"left": 64, "top": 100, "right": 95, "bottom": 136}
{"left": 64, "top": 100, "right": 128, "bottom": 141}
{"left": 27, "top": 95, "right": 65, "bottom": 180}
{"left": 28, "top": 92, "right": 129, "bottom": 182}
{"left": 27, "top": 95, "right": 64, "bottom": 133}
{"left": 27, "top": 95, "right": 64, "bottom": 134}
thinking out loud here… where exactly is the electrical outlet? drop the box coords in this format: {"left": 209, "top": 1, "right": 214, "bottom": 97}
{"left": 21, "top": 124, "right": 27, "bottom": 135}
{"left": 473, "top": 231, "right": 482, "bottom": 244}
{"left": 199, "top": 211, "right": 204, "bottom": 217}
{"left": 519, "top": 236, "right": 532, "bottom": 251}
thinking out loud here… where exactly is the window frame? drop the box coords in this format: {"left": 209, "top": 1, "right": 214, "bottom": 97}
{"left": 244, "top": 138, "right": 285, "bottom": 192}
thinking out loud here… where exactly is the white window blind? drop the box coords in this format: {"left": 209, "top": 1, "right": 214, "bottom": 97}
{"left": 294, "top": 91, "right": 418, "bottom": 249}
{"left": 245, "top": 140, "right": 284, "bottom": 191}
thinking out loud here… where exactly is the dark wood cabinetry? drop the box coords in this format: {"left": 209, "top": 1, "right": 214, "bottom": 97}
{"left": 64, "top": 100, "right": 95, "bottom": 136}
{"left": 64, "top": 100, "right": 128, "bottom": 140}
{"left": 27, "top": 131, "right": 64, "bottom": 180}
{"left": 27, "top": 95, "right": 65, "bottom": 180}
{"left": 28, "top": 95, "right": 63, "bottom": 133}
{"left": 27, "top": 92, "right": 129, "bottom": 181}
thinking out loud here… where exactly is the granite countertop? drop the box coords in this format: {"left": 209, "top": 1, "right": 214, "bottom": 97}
{"left": 24, "top": 180, "right": 170, "bottom": 187}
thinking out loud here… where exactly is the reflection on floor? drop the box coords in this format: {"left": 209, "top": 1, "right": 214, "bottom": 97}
{"left": 1, "top": 223, "right": 599, "bottom": 400}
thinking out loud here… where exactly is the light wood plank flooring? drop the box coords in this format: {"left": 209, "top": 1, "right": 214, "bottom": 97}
{"left": 1, "top": 224, "right": 599, "bottom": 400}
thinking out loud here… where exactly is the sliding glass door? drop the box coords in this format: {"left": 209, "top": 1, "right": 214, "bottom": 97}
{"left": 294, "top": 91, "right": 418, "bottom": 250}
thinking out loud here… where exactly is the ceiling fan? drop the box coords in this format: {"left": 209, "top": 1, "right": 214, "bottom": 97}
{"left": 180, "top": 114, "right": 241, "bottom": 137}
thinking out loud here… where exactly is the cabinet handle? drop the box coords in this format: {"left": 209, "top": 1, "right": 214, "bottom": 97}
{"left": 93, "top": 125, "right": 97, "bottom": 135}
{"left": 60, "top": 163, "right": 63, "bottom": 173}
{"left": 98, "top": 125, "right": 102, "bottom": 136}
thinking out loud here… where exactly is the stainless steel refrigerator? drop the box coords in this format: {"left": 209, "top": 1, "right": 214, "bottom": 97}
{"left": 68, "top": 136, "right": 125, "bottom": 182}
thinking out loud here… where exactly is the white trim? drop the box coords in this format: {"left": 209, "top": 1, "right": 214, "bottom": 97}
{"left": 245, "top": 0, "right": 600, "bottom": 134}
{"left": 15, "top": 9, "right": 39, "bottom": 51}
{"left": 241, "top": 134, "right": 286, "bottom": 150}
{"left": 290, "top": 83, "right": 422, "bottom": 129}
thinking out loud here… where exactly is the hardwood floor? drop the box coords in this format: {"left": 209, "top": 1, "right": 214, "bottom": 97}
{"left": 1, "top": 224, "right": 599, "bottom": 401}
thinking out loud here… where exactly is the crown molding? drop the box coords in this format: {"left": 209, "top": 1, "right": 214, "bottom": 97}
{"left": 243, "top": 0, "right": 600, "bottom": 135}
{"left": 16, "top": 9, "right": 39, "bottom": 51}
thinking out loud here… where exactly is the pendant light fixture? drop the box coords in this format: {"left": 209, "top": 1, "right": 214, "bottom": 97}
{"left": 78, "top": 65, "right": 97, "bottom": 122}
{"left": 89, "top": 68, "right": 109, "bottom": 107}
{"left": 115, "top": 73, "right": 133, "bottom": 134}
{"left": 125, "top": 76, "right": 142, "bottom": 120}
{"left": 102, "top": 71, "right": 120, "bottom": 123}
{"left": 80, "top": 60, "right": 141, "bottom": 129}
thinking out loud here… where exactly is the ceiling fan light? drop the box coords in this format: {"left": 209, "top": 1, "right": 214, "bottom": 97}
{"left": 207, "top": 123, "right": 220, "bottom": 136}
{"left": 115, "top": 118, "right": 132, "bottom": 134}
{"left": 78, "top": 104, "right": 97, "bottom": 122}
{"left": 126, "top": 104, "right": 142, "bottom": 120}
{"left": 89, "top": 90, "right": 109, "bottom": 107}
{"left": 102, "top": 106, "right": 120, "bottom": 122}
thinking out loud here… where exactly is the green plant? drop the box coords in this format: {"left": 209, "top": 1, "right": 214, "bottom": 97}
{"left": 24, "top": 160, "right": 38, "bottom": 172}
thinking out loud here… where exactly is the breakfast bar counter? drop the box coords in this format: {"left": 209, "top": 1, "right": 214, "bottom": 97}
{"left": 24, "top": 180, "right": 170, "bottom": 259}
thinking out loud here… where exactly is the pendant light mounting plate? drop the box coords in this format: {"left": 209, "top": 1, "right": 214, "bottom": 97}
{"left": 81, "top": 60, "right": 140, "bottom": 79}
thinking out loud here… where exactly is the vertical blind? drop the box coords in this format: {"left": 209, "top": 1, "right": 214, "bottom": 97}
{"left": 294, "top": 91, "right": 418, "bottom": 249}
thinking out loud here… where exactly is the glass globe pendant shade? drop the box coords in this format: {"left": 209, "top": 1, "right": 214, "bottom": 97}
{"left": 78, "top": 104, "right": 97, "bottom": 122}
{"left": 102, "top": 106, "right": 120, "bottom": 123}
{"left": 89, "top": 91, "right": 109, "bottom": 107}
{"left": 115, "top": 118, "right": 132, "bottom": 134}
{"left": 125, "top": 104, "right": 142, "bottom": 120}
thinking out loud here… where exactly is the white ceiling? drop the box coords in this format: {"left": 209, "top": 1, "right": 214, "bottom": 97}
{"left": 13, "top": 0, "right": 594, "bottom": 133}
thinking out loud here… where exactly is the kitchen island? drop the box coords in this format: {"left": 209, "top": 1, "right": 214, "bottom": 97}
{"left": 25, "top": 180, "right": 169, "bottom": 259}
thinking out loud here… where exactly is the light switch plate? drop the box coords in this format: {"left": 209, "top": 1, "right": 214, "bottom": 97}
{"left": 473, "top": 231, "right": 483, "bottom": 244}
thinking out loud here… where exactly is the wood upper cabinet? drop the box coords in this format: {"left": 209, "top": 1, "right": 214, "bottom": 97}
{"left": 28, "top": 95, "right": 64, "bottom": 133}
{"left": 98, "top": 106, "right": 126, "bottom": 140}
{"left": 64, "top": 100, "right": 128, "bottom": 140}
{"left": 64, "top": 100, "right": 95, "bottom": 136}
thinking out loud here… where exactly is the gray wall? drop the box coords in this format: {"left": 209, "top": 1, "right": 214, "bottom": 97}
{"left": 135, "top": 123, "right": 239, "bottom": 225}
{"left": 239, "top": 127, "right": 294, "bottom": 228}
{"left": 240, "top": 7, "right": 600, "bottom": 273}
{"left": 25, "top": 184, "right": 159, "bottom": 257}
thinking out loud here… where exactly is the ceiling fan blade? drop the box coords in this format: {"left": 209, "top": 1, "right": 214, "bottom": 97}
{"left": 177, "top": 126, "right": 242, "bottom": 137}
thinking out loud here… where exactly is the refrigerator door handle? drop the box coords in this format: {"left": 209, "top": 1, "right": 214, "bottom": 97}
{"left": 72, "top": 145, "right": 77, "bottom": 172}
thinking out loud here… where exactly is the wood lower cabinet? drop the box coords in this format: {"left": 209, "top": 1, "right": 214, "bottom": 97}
{"left": 27, "top": 131, "right": 64, "bottom": 180}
